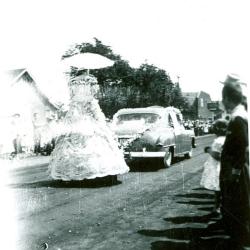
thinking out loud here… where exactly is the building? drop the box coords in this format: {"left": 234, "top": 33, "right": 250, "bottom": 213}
{"left": 207, "top": 101, "right": 224, "bottom": 119}
{"left": 1, "top": 68, "right": 59, "bottom": 119}
{"left": 182, "top": 91, "right": 214, "bottom": 120}
{"left": 0, "top": 68, "right": 59, "bottom": 154}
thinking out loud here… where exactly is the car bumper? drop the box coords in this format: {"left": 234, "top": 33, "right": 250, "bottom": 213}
{"left": 124, "top": 151, "right": 165, "bottom": 158}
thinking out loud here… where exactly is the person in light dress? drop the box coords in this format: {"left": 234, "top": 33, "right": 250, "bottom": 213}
{"left": 48, "top": 73, "right": 129, "bottom": 181}
{"left": 200, "top": 119, "right": 228, "bottom": 213}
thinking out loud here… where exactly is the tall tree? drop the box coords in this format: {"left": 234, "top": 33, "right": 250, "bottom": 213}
{"left": 170, "top": 82, "right": 187, "bottom": 109}
{"left": 62, "top": 38, "right": 187, "bottom": 117}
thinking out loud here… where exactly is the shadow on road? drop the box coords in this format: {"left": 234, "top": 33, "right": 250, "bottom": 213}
{"left": 198, "top": 207, "right": 215, "bottom": 212}
{"left": 128, "top": 157, "right": 188, "bottom": 172}
{"left": 150, "top": 237, "right": 230, "bottom": 250}
{"left": 173, "top": 156, "right": 187, "bottom": 164}
{"left": 9, "top": 175, "right": 122, "bottom": 189}
{"left": 138, "top": 189, "right": 231, "bottom": 250}
{"left": 128, "top": 159, "right": 164, "bottom": 172}
{"left": 192, "top": 187, "right": 211, "bottom": 191}
{"left": 138, "top": 214, "right": 229, "bottom": 250}
{"left": 175, "top": 192, "right": 215, "bottom": 199}
{"left": 176, "top": 200, "right": 215, "bottom": 206}
{"left": 139, "top": 223, "right": 230, "bottom": 250}
{"left": 128, "top": 155, "right": 193, "bottom": 172}
{"left": 163, "top": 213, "right": 218, "bottom": 224}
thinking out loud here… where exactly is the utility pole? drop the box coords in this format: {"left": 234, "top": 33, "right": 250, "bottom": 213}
{"left": 177, "top": 75, "right": 180, "bottom": 84}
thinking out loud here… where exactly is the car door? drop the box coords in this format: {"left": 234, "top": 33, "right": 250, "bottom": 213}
{"left": 161, "top": 112, "right": 175, "bottom": 146}
{"left": 176, "top": 112, "right": 190, "bottom": 152}
{"left": 169, "top": 111, "right": 185, "bottom": 154}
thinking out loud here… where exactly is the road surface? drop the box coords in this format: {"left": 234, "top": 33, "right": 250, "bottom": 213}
{"left": 4, "top": 135, "right": 233, "bottom": 250}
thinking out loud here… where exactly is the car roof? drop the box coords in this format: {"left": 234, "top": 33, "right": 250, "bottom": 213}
{"left": 113, "top": 106, "right": 181, "bottom": 117}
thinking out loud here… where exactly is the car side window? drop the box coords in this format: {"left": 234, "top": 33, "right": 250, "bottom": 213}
{"left": 176, "top": 113, "right": 185, "bottom": 129}
{"left": 176, "top": 114, "right": 182, "bottom": 125}
{"left": 168, "top": 114, "right": 174, "bottom": 127}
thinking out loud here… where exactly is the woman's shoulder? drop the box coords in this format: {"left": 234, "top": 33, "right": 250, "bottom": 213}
{"left": 214, "top": 136, "right": 226, "bottom": 144}
{"left": 212, "top": 136, "right": 225, "bottom": 151}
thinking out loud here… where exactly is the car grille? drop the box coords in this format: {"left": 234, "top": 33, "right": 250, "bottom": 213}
{"left": 118, "top": 138, "right": 156, "bottom": 152}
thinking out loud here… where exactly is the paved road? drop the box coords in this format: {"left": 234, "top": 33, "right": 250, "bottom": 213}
{"left": 4, "top": 135, "right": 233, "bottom": 250}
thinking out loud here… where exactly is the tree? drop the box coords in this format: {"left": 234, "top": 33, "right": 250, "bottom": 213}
{"left": 62, "top": 38, "right": 188, "bottom": 117}
{"left": 170, "top": 82, "right": 187, "bottom": 109}
{"left": 133, "top": 64, "right": 173, "bottom": 107}
{"left": 63, "top": 38, "right": 121, "bottom": 61}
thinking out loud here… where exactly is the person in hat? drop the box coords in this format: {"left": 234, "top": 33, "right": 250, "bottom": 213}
{"left": 220, "top": 75, "right": 249, "bottom": 249}
{"left": 220, "top": 73, "right": 248, "bottom": 111}
{"left": 48, "top": 73, "right": 129, "bottom": 182}
{"left": 200, "top": 119, "right": 228, "bottom": 214}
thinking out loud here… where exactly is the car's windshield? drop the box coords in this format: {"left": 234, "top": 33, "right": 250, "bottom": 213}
{"left": 116, "top": 113, "right": 160, "bottom": 125}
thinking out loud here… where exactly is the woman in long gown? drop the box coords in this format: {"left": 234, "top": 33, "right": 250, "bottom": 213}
{"left": 48, "top": 73, "right": 129, "bottom": 181}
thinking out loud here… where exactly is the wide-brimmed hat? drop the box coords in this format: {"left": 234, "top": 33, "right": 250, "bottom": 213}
{"left": 220, "top": 73, "right": 239, "bottom": 84}
{"left": 220, "top": 73, "right": 247, "bottom": 86}
{"left": 220, "top": 73, "right": 248, "bottom": 99}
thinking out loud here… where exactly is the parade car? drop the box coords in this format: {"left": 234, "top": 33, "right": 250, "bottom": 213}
{"left": 112, "top": 106, "right": 196, "bottom": 167}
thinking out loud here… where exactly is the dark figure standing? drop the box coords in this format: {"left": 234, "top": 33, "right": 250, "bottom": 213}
{"left": 220, "top": 74, "right": 249, "bottom": 249}
{"left": 11, "top": 113, "right": 23, "bottom": 155}
{"left": 32, "top": 113, "right": 43, "bottom": 155}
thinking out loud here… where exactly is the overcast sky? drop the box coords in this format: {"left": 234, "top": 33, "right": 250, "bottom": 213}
{"left": 0, "top": 0, "right": 249, "bottom": 102}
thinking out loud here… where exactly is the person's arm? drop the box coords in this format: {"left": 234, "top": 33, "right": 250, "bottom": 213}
{"left": 204, "top": 146, "right": 221, "bottom": 160}
{"left": 230, "top": 117, "right": 248, "bottom": 182}
{"left": 209, "top": 151, "right": 221, "bottom": 161}
{"left": 204, "top": 146, "right": 211, "bottom": 153}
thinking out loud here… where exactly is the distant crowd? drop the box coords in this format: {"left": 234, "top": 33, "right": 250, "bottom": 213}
{"left": 0, "top": 112, "right": 57, "bottom": 158}
{"left": 0, "top": 116, "right": 228, "bottom": 158}
{"left": 183, "top": 119, "right": 214, "bottom": 136}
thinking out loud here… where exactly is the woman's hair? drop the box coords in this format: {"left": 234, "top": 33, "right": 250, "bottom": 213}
{"left": 69, "top": 74, "right": 98, "bottom": 86}
{"left": 222, "top": 82, "right": 243, "bottom": 105}
{"left": 212, "top": 119, "right": 229, "bottom": 136}
{"left": 68, "top": 74, "right": 99, "bottom": 100}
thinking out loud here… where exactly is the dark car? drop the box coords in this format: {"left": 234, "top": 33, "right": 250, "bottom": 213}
{"left": 112, "top": 106, "right": 196, "bottom": 167}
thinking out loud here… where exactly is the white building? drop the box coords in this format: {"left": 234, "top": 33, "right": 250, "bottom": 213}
{"left": 0, "top": 68, "right": 58, "bottom": 154}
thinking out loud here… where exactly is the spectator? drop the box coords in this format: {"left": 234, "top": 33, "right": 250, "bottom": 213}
{"left": 11, "top": 113, "right": 23, "bottom": 155}
{"left": 220, "top": 74, "right": 249, "bottom": 249}
{"left": 32, "top": 113, "right": 44, "bottom": 155}
{"left": 41, "top": 115, "right": 57, "bottom": 155}
{"left": 203, "top": 123, "right": 209, "bottom": 134}
{"left": 194, "top": 120, "right": 199, "bottom": 136}
{"left": 200, "top": 119, "right": 228, "bottom": 214}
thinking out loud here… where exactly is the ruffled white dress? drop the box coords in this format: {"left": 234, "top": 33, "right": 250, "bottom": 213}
{"left": 48, "top": 76, "right": 129, "bottom": 181}
{"left": 200, "top": 136, "right": 225, "bottom": 191}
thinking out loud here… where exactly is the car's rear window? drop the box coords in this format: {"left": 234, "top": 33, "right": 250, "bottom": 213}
{"left": 116, "top": 113, "right": 160, "bottom": 125}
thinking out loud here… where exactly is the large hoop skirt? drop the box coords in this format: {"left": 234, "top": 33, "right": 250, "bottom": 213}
{"left": 48, "top": 98, "right": 129, "bottom": 181}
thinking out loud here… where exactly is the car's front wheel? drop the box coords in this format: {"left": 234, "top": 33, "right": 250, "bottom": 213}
{"left": 163, "top": 149, "right": 173, "bottom": 168}
{"left": 184, "top": 148, "right": 193, "bottom": 159}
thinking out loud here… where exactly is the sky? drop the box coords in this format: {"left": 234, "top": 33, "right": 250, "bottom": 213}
{"left": 0, "top": 0, "right": 249, "bottom": 102}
